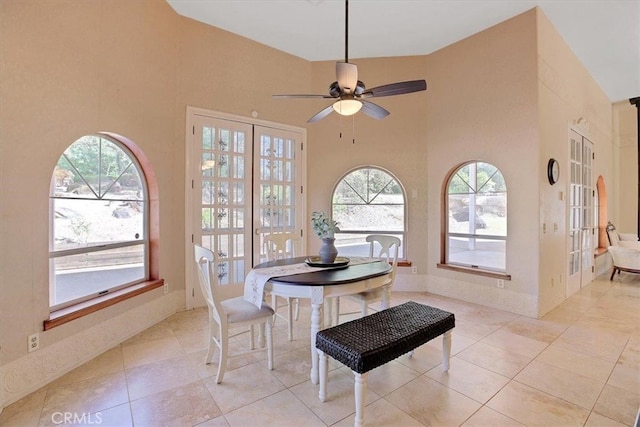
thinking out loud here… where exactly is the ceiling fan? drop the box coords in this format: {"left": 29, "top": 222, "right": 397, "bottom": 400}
{"left": 273, "top": 0, "right": 427, "bottom": 123}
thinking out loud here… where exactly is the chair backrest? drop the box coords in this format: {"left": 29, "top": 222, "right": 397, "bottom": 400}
{"left": 194, "top": 244, "right": 224, "bottom": 323}
{"left": 264, "top": 232, "right": 299, "bottom": 261}
{"left": 606, "top": 221, "right": 620, "bottom": 246}
{"left": 366, "top": 234, "right": 401, "bottom": 283}
{"left": 608, "top": 245, "right": 640, "bottom": 270}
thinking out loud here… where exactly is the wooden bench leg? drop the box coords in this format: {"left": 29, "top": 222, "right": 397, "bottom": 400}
{"left": 442, "top": 330, "right": 452, "bottom": 371}
{"left": 354, "top": 371, "right": 368, "bottom": 427}
{"left": 318, "top": 350, "right": 328, "bottom": 402}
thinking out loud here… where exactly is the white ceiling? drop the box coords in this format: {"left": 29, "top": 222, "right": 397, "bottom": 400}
{"left": 167, "top": 0, "right": 639, "bottom": 103}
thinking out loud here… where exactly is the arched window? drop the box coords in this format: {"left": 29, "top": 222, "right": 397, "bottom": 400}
{"left": 332, "top": 166, "right": 406, "bottom": 258}
{"left": 49, "top": 134, "right": 149, "bottom": 309}
{"left": 445, "top": 161, "right": 507, "bottom": 271}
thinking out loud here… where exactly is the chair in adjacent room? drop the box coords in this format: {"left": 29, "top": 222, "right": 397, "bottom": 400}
{"left": 608, "top": 245, "right": 640, "bottom": 281}
{"left": 264, "top": 232, "right": 300, "bottom": 341}
{"left": 340, "top": 234, "right": 401, "bottom": 318}
{"left": 194, "top": 244, "right": 274, "bottom": 383}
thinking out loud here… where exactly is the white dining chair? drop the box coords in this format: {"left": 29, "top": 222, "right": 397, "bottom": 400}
{"left": 194, "top": 244, "right": 274, "bottom": 384}
{"left": 264, "top": 232, "right": 300, "bottom": 341}
{"left": 340, "top": 234, "right": 401, "bottom": 318}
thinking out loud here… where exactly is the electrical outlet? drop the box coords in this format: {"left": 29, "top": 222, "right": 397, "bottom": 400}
{"left": 28, "top": 333, "right": 39, "bottom": 352}
{"left": 411, "top": 266, "right": 418, "bottom": 274}
{"left": 164, "top": 282, "right": 169, "bottom": 294}
{"left": 497, "top": 279, "right": 505, "bottom": 288}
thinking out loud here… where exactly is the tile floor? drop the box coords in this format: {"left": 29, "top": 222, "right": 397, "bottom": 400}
{"left": 1, "top": 273, "right": 639, "bottom": 426}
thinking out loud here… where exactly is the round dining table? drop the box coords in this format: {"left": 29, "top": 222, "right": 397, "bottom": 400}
{"left": 253, "top": 256, "right": 393, "bottom": 384}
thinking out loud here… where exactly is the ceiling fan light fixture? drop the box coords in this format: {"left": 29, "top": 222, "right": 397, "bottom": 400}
{"left": 332, "top": 99, "right": 362, "bottom": 116}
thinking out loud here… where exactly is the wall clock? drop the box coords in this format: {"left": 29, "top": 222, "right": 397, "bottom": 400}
{"left": 547, "top": 158, "right": 559, "bottom": 185}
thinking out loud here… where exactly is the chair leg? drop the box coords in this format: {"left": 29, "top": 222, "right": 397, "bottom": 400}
{"left": 287, "top": 298, "right": 294, "bottom": 341}
{"left": 293, "top": 298, "right": 300, "bottom": 321}
{"left": 361, "top": 299, "right": 368, "bottom": 317}
{"left": 258, "top": 323, "right": 266, "bottom": 348}
{"left": 266, "top": 320, "right": 274, "bottom": 370}
{"left": 216, "top": 325, "right": 228, "bottom": 384}
{"left": 271, "top": 294, "right": 279, "bottom": 325}
{"left": 610, "top": 267, "right": 617, "bottom": 281}
{"left": 249, "top": 324, "right": 256, "bottom": 350}
{"left": 205, "top": 319, "right": 216, "bottom": 364}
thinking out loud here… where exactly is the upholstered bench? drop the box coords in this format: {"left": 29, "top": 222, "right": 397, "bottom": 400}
{"left": 316, "top": 301, "right": 455, "bottom": 427}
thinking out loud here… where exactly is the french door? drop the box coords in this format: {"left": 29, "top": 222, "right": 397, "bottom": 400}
{"left": 186, "top": 109, "right": 305, "bottom": 308}
{"left": 567, "top": 129, "right": 594, "bottom": 295}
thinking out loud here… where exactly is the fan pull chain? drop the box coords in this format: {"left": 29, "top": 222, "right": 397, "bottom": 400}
{"left": 352, "top": 115, "right": 356, "bottom": 144}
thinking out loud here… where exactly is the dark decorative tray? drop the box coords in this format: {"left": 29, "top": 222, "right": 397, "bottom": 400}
{"left": 305, "top": 256, "right": 350, "bottom": 268}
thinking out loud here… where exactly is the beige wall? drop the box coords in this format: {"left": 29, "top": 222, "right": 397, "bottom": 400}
{"left": 1, "top": 0, "right": 633, "bottom": 407}
{"left": 613, "top": 101, "right": 639, "bottom": 233}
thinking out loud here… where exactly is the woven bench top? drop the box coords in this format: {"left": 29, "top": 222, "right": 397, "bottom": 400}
{"left": 316, "top": 301, "right": 455, "bottom": 374}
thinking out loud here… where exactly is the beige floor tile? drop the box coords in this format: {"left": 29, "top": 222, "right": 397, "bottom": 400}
{"left": 122, "top": 320, "right": 175, "bottom": 346}
{"left": 289, "top": 369, "right": 381, "bottom": 426}
{"left": 486, "top": 381, "right": 590, "bottom": 426}
{"left": 607, "top": 362, "right": 640, "bottom": 394}
{"left": 453, "top": 317, "right": 504, "bottom": 340}
{"left": 426, "top": 357, "right": 510, "bottom": 403}
{"left": 461, "top": 406, "right": 525, "bottom": 426}
{"left": 175, "top": 327, "right": 210, "bottom": 354}
{"left": 584, "top": 412, "right": 629, "bottom": 427}
{"left": 269, "top": 347, "right": 313, "bottom": 388}
{"left": 0, "top": 387, "right": 47, "bottom": 427}
{"left": 130, "top": 380, "right": 221, "bottom": 426}
{"left": 48, "top": 346, "right": 124, "bottom": 388}
{"left": 554, "top": 324, "right": 628, "bottom": 362}
{"left": 39, "top": 372, "right": 129, "bottom": 427}
{"left": 514, "top": 360, "right": 604, "bottom": 409}
{"left": 540, "top": 306, "right": 584, "bottom": 326}
{"left": 556, "top": 293, "right": 599, "bottom": 313}
{"left": 125, "top": 354, "right": 201, "bottom": 401}
{"left": 385, "top": 376, "right": 481, "bottom": 426}
{"left": 619, "top": 333, "right": 640, "bottom": 369}
{"left": 481, "top": 328, "right": 548, "bottom": 358}
{"left": 188, "top": 345, "right": 266, "bottom": 380}
{"left": 166, "top": 308, "right": 210, "bottom": 335}
{"left": 593, "top": 384, "right": 640, "bottom": 426}
{"left": 340, "top": 359, "right": 420, "bottom": 397}
{"left": 122, "top": 335, "right": 185, "bottom": 369}
{"left": 395, "top": 342, "right": 445, "bottom": 373}
{"left": 224, "top": 389, "right": 325, "bottom": 427}
{"left": 425, "top": 330, "right": 477, "bottom": 355}
{"left": 332, "top": 398, "right": 425, "bottom": 427}
{"left": 88, "top": 403, "right": 133, "bottom": 427}
{"left": 456, "top": 341, "right": 532, "bottom": 378}
{"left": 203, "top": 361, "right": 286, "bottom": 414}
{"left": 502, "top": 317, "right": 567, "bottom": 343}
{"left": 195, "top": 415, "right": 231, "bottom": 427}
{"left": 534, "top": 344, "right": 615, "bottom": 383}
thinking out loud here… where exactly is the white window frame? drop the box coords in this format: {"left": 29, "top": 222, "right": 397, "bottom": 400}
{"left": 49, "top": 134, "right": 149, "bottom": 310}
{"left": 445, "top": 161, "right": 507, "bottom": 272}
{"left": 331, "top": 166, "right": 407, "bottom": 259}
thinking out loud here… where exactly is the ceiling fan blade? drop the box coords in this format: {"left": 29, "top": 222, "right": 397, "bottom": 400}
{"left": 361, "top": 100, "right": 390, "bottom": 120}
{"left": 362, "top": 80, "right": 427, "bottom": 98}
{"left": 307, "top": 105, "right": 335, "bottom": 123}
{"left": 272, "top": 94, "right": 333, "bottom": 99}
{"left": 336, "top": 62, "right": 358, "bottom": 93}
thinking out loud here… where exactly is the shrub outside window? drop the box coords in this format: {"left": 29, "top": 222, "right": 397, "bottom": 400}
{"left": 49, "top": 135, "right": 148, "bottom": 309}
{"left": 447, "top": 161, "right": 506, "bottom": 271}
{"left": 332, "top": 167, "right": 405, "bottom": 258}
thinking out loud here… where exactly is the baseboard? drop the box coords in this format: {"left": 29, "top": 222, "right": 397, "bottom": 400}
{"left": 0, "top": 291, "right": 184, "bottom": 409}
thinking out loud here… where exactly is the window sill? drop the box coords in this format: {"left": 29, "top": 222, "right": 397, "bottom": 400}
{"left": 437, "top": 263, "right": 511, "bottom": 280}
{"left": 43, "top": 279, "right": 164, "bottom": 330}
